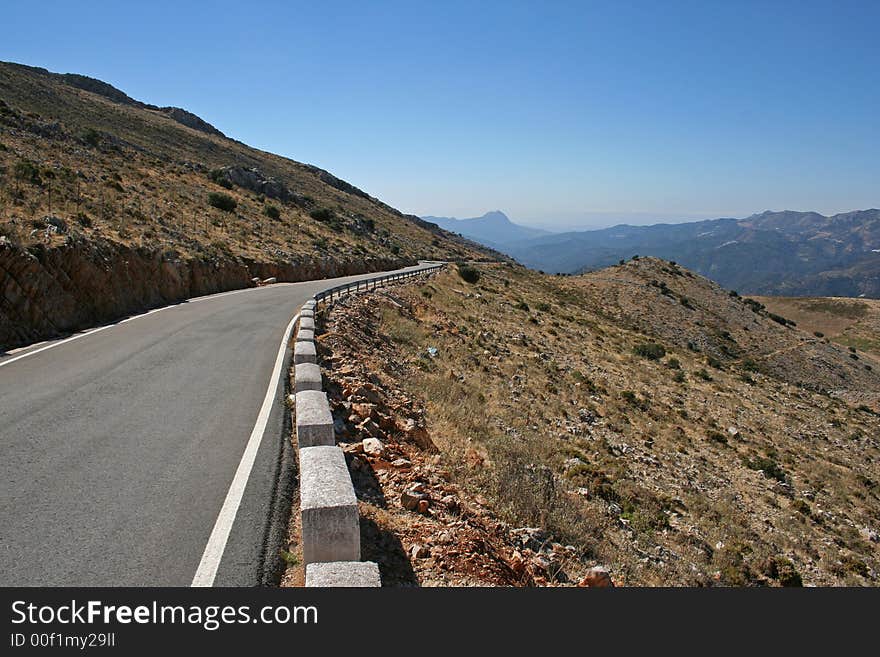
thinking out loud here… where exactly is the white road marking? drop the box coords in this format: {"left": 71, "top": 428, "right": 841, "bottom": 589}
{"left": 0, "top": 284, "right": 290, "bottom": 369}
{"left": 5, "top": 340, "right": 49, "bottom": 355}
{"left": 191, "top": 311, "right": 300, "bottom": 587}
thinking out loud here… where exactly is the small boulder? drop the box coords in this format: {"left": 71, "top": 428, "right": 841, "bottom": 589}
{"left": 401, "top": 488, "right": 429, "bottom": 511}
{"left": 362, "top": 437, "right": 386, "bottom": 458}
{"left": 578, "top": 566, "right": 614, "bottom": 588}
{"left": 410, "top": 544, "right": 431, "bottom": 559}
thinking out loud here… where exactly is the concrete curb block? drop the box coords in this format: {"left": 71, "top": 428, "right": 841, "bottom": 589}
{"left": 295, "top": 328, "right": 314, "bottom": 343}
{"left": 294, "top": 362, "right": 323, "bottom": 393}
{"left": 295, "top": 390, "right": 334, "bottom": 447}
{"left": 293, "top": 340, "right": 317, "bottom": 364}
{"left": 300, "top": 445, "right": 360, "bottom": 564}
{"left": 305, "top": 561, "right": 380, "bottom": 587}
{"left": 292, "top": 266, "right": 446, "bottom": 584}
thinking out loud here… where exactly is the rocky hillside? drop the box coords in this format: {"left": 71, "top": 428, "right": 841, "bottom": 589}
{"left": 0, "top": 61, "right": 497, "bottom": 350}
{"left": 308, "top": 258, "right": 880, "bottom": 586}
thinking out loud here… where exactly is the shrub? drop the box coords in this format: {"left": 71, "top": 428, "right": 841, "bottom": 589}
{"left": 708, "top": 431, "right": 728, "bottom": 445}
{"left": 707, "top": 355, "right": 724, "bottom": 369}
{"left": 264, "top": 204, "right": 281, "bottom": 220}
{"left": 673, "top": 370, "right": 686, "bottom": 383}
{"left": 741, "top": 358, "right": 760, "bottom": 372}
{"left": 75, "top": 212, "right": 92, "bottom": 228}
{"left": 14, "top": 159, "right": 41, "bottom": 185}
{"left": 81, "top": 128, "right": 102, "bottom": 147}
{"left": 744, "top": 298, "right": 765, "bottom": 313}
{"left": 746, "top": 456, "right": 786, "bottom": 482}
{"left": 813, "top": 331, "right": 824, "bottom": 338}
{"left": 729, "top": 290, "right": 739, "bottom": 298}
{"left": 207, "top": 169, "right": 232, "bottom": 189}
{"left": 666, "top": 358, "right": 681, "bottom": 369}
{"left": 791, "top": 499, "right": 812, "bottom": 517}
{"left": 633, "top": 342, "right": 666, "bottom": 360}
{"left": 516, "top": 301, "right": 530, "bottom": 312}
{"left": 457, "top": 265, "right": 480, "bottom": 284}
{"left": 768, "top": 313, "right": 789, "bottom": 326}
{"left": 694, "top": 368, "right": 713, "bottom": 381}
{"left": 621, "top": 391, "right": 647, "bottom": 410}
{"left": 536, "top": 302, "right": 551, "bottom": 312}
{"left": 763, "top": 557, "right": 803, "bottom": 587}
{"left": 310, "top": 207, "right": 335, "bottom": 222}
{"left": 208, "top": 192, "right": 237, "bottom": 212}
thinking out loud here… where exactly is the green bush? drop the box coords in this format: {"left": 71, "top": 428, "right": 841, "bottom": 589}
{"left": 694, "top": 368, "right": 713, "bottom": 381}
{"left": 457, "top": 265, "right": 480, "bottom": 284}
{"left": 633, "top": 342, "right": 666, "bottom": 360}
{"left": 264, "top": 204, "right": 281, "bottom": 220}
{"left": 81, "top": 128, "right": 102, "bottom": 147}
{"left": 764, "top": 557, "right": 803, "bottom": 587}
{"left": 708, "top": 431, "right": 728, "bottom": 445}
{"left": 14, "top": 159, "right": 42, "bottom": 185}
{"left": 208, "top": 192, "right": 237, "bottom": 212}
{"left": 746, "top": 456, "right": 786, "bottom": 482}
{"left": 309, "top": 207, "right": 335, "bottom": 222}
{"left": 666, "top": 358, "right": 681, "bottom": 369}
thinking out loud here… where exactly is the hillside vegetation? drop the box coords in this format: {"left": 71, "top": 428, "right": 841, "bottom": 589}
{"left": 754, "top": 296, "right": 880, "bottom": 361}
{"left": 0, "top": 61, "right": 489, "bottom": 262}
{"left": 314, "top": 258, "right": 880, "bottom": 586}
{"left": 0, "top": 62, "right": 495, "bottom": 348}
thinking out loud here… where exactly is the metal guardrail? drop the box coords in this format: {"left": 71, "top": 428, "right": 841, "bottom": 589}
{"left": 314, "top": 263, "right": 446, "bottom": 304}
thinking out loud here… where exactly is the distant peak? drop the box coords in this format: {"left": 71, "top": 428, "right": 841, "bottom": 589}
{"left": 481, "top": 210, "right": 510, "bottom": 221}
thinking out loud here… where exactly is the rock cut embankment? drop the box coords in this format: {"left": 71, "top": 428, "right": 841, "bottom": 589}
{"left": 0, "top": 239, "right": 411, "bottom": 351}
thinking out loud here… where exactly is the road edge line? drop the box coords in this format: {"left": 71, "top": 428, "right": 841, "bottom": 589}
{"left": 191, "top": 311, "right": 300, "bottom": 587}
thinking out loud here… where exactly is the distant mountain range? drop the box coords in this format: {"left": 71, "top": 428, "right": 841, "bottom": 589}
{"left": 421, "top": 211, "right": 550, "bottom": 250}
{"left": 423, "top": 209, "right": 880, "bottom": 298}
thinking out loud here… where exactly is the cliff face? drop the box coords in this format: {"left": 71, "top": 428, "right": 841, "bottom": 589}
{"left": 0, "top": 240, "right": 410, "bottom": 351}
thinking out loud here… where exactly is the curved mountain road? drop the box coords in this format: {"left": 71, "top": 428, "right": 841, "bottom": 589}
{"left": 0, "top": 262, "right": 434, "bottom": 586}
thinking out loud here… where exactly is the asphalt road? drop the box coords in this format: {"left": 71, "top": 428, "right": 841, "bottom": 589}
{"left": 0, "top": 262, "right": 433, "bottom": 586}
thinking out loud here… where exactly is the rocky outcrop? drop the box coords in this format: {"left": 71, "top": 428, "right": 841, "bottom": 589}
{"left": 0, "top": 239, "right": 412, "bottom": 351}
{"left": 213, "top": 166, "right": 296, "bottom": 203}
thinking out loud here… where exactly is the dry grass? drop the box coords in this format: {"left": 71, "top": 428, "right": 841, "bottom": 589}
{"left": 754, "top": 296, "right": 880, "bottom": 361}
{"left": 0, "top": 61, "right": 490, "bottom": 265}
{"left": 346, "top": 260, "right": 880, "bottom": 585}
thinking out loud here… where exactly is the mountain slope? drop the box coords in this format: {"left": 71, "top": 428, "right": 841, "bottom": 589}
{"left": 313, "top": 258, "right": 880, "bottom": 586}
{"left": 501, "top": 210, "right": 880, "bottom": 297}
{"left": 422, "top": 210, "right": 549, "bottom": 249}
{"left": 0, "top": 61, "right": 496, "bottom": 349}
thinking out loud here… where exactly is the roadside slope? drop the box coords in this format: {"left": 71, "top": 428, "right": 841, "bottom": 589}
{"left": 314, "top": 259, "right": 880, "bottom": 586}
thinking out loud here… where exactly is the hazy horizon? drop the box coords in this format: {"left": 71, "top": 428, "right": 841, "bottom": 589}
{"left": 424, "top": 207, "right": 878, "bottom": 233}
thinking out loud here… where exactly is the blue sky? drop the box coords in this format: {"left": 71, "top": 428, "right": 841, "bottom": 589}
{"left": 3, "top": 1, "right": 879, "bottom": 229}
